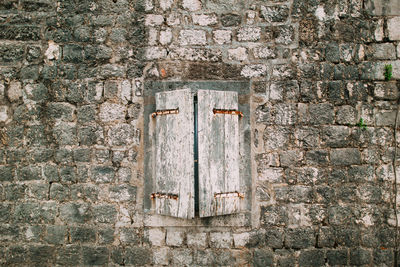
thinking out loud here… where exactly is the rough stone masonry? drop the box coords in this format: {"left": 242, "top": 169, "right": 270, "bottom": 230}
{"left": 0, "top": 0, "right": 400, "bottom": 266}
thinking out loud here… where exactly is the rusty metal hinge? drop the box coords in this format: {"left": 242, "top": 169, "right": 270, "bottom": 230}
{"left": 150, "top": 192, "right": 179, "bottom": 200}
{"left": 151, "top": 108, "right": 179, "bottom": 118}
{"left": 214, "top": 191, "right": 245, "bottom": 199}
{"left": 213, "top": 109, "right": 244, "bottom": 118}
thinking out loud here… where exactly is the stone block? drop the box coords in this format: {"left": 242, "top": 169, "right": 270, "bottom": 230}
{"left": 145, "top": 14, "right": 164, "bottom": 26}
{"left": 374, "top": 81, "right": 399, "bottom": 100}
{"left": 5, "top": 184, "right": 25, "bottom": 201}
{"left": 253, "top": 249, "right": 273, "bottom": 267}
{"left": 228, "top": 47, "right": 247, "bottom": 61}
{"left": 375, "top": 110, "right": 396, "bottom": 126}
{"left": 309, "top": 103, "right": 334, "bottom": 125}
{"left": 275, "top": 103, "right": 297, "bottom": 125}
{"left": 93, "top": 204, "right": 117, "bottom": 223}
{"left": 318, "top": 227, "right": 335, "bottom": 247}
{"left": 71, "top": 184, "right": 99, "bottom": 202}
{"left": 260, "top": 5, "right": 289, "bottom": 23}
{"left": 59, "top": 166, "right": 76, "bottom": 183}
{"left": 43, "top": 165, "right": 59, "bottom": 182}
{"left": 56, "top": 245, "right": 82, "bottom": 266}
{"left": 7, "top": 81, "right": 22, "bottom": 102}
{"left": 285, "top": 228, "right": 315, "bottom": 249}
{"left": 388, "top": 17, "right": 400, "bottom": 40}
{"left": 119, "top": 228, "right": 140, "bottom": 245}
{"left": 182, "top": 0, "right": 201, "bottom": 11}
{"left": 0, "top": 224, "right": 20, "bottom": 242}
{"left": 0, "top": 45, "right": 24, "bottom": 63}
{"left": 63, "top": 44, "right": 84, "bottom": 63}
{"left": 117, "top": 167, "right": 132, "bottom": 183}
{"left": 91, "top": 166, "right": 115, "bottom": 183}
{"left": 82, "top": 246, "right": 109, "bottom": 266}
{"left": 26, "top": 125, "right": 49, "bottom": 146}
{"left": 146, "top": 228, "right": 165, "bottom": 246}
{"left": 18, "top": 165, "right": 41, "bottom": 181}
{"left": 367, "top": 43, "right": 396, "bottom": 60}
{"left": 358, "top": 184, "right": 381, "bottom": 203}
{"left": 166, "top": 229, "right": 185, "bottom": 246}
{"left": 213, "top": 30, "right": 231, "bottom": 44}
{"left": 73, "top": 148, "right": 91, "bottom": 162}
{"left": 60, "top": 203, "right": 91, "bottom": 223}
{"left": 210, "top": 232, "right": 232, "bottom": 248}
{"left": 192, "top": 14, "right": 218, "bottom": 26}
{"left": 108, "top": 124, "right": 140, "bottom": 146}
{"left": 270, "top": 25, "right": 295, "bottom": 45}
{"left": 28, "top": 245, "right": 55, "bottom": 265}
{"left": 0, "top": 25, "right": 40, "bottom": 41}
{"left": 45, "top": 225, "right": 67, "bottom": 245}
{"left": 99, "top": 102, "right": 126, "bottom": 122}
{"left": 326, "top": 42, "right": 340, "bottom": 63}
{"left": 327, "top": 249, "right": 348, "bottom": 265}
{"left": 265, "top": 228, "right": 283, "bottom": 248}
{"left": 299, "top": 249, "right": 325, "bottom": 267}
{"left": 233, "top": 232, "right": 250, "bottom": 248}
{"left": 263, "top": 126, "right": 290, "bottom": 150}
{"left": 153, "top": 247, "right": 170, "bottom": 265}
{"left": 252, "top": 46, "right": 277, "bottom": 59}
{"left": 53, "top": 123, "right": 77, "bottom": 146}
{"left": 48, "top": 102, "right": 75, "bottom": 122}
{"left": 171, "top": 248, "right": 193, "bottom": 265}
{"left": 100, "top": 64, "right": 126, "bottom": 78}
{"left": 295, "top": 127, "right": 319, "bottom": 148}
{"left": 321, "top": 126, "right": 351, "bottom": 148}
{"left": 221, "top": 14, "right": 241, "bottom": 27}
{"left": 336, "top": 105, "right": 357, "bottom": 125}
{"left": 179, "top": 30, "right": 206, "bottom": 45}
{"left": 350, "top": 248, "right": 372, "bottom": 265}
{"left": 187, "top": 232, "right": 207, "bottom": 247}
{"left": 30, "top": 148, "right": 53, "bottom": 163}
{"left": 0, "top": 204, "right": 11, "bottom": 223}
{"left": 279, "top": 150, "right": 303, "bottom": 167}
{"left": 237, "top": 27, "right": 261, "bottom": 42}
{"left": 49, "top": 183, "right": 70, "bottom": 201}
{"left": 270, "top": 80, "right": 298, "bottom": 100}
{"left": 373, "top": 249, "right": 394, "bottom": 266}
{"left": 6, "top": 245, "right": 28, "bottom": 264}
{"left": 257, "top": 166, "right": 284, "bottom": 183}
{"left": 0, "top": 166, "right": 14, "bottom": 182}
{"left": 70, "top": 226, "right": 96, "bottom": 243}
{"left": 98, "top": 228, "right": 114, "bottom": 244}
{"left": 261, "top": 205, "right": 288, "bottom": 226}
{"left": 365, "top": 0, "right": 400, "bottom": 15}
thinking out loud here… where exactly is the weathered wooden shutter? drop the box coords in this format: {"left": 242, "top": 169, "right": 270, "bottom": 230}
{"left": 197, "top": 90, "right": 242, "bottom": 217}
{"left": 153, "top": 89, "right": 194, "bottom": 219}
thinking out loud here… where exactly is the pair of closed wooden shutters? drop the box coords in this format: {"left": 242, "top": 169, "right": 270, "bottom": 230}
{"left": 152, "top": 89, "right": 242, "bottom": 218}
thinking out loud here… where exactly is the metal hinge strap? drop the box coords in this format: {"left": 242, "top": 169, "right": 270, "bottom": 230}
{"left": 151, "top": 108, "right": 179, "bottom": 118}
{"left": 214, "top": 191, "right": 245, "bottom": 199}
{"left": 151, "top": 192, "right": 179, "bottom": 200}
{"left": 213, "top": 109, "right": 244, "bottom": 117}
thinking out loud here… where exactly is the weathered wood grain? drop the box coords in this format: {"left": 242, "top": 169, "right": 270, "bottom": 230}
{"left": 153, "top": 89, "right": 194, "bottom": 219}
{"left": 198, "top": 90, "right": 242, "bottom": 217}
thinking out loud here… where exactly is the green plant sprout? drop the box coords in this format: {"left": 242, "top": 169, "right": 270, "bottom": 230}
{"left": 356, "top": 118, "right": 367, "bottom": 130}
{"left": 384, "top": 64, "right": 393, "bottom": 81}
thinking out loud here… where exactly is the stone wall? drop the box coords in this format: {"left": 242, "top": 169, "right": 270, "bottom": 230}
{"left": 0, "top": 0, "right": 399, "bottom": 266}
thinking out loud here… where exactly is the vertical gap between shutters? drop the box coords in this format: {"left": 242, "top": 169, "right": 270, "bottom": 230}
{"left": 194, "top": 94, "right": 199, "bottom": 217}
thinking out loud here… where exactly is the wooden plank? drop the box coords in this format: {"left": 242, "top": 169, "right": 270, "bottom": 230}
{"left": 198, "top": 90, "right": 242, "bottom": 217}
{"left": 153, "top": 89, "right": 194, "bottom": 219}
